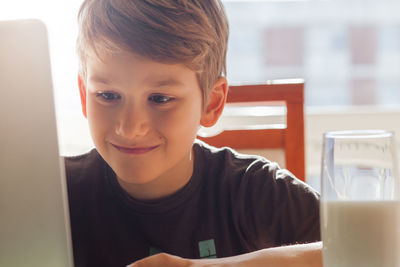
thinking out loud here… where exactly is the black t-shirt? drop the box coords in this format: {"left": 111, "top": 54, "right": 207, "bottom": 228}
{"left": 65, "top": 141, "right": 320, "bottom": 267}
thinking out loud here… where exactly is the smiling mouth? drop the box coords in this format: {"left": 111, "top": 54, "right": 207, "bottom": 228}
{"left": 111, "top": 144, "right": 160, "bottom": 155}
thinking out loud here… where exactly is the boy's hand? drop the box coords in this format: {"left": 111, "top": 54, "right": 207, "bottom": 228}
{"left": 127, "top": 242, "right": 322, "bottom": 267}
{"left": 127, "top": 253, "right": 196, "bottom": 267}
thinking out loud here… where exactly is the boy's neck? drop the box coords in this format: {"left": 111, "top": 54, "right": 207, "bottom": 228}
{"left": 116, "top": 150, "right": 195, "bottom": 201}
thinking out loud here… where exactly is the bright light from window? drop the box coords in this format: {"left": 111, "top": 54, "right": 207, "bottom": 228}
{"left": 1, "top": 0, "right": 82, "bottom": 113}
{"left": 1, "top": 0, "right": 91, "bottom": 155}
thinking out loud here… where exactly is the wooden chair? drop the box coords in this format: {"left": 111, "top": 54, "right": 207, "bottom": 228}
{"left": 197, "top": 79, "right": 305, "bottom": 181}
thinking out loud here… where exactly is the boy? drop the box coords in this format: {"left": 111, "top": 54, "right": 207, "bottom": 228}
{"left": 66, "top": 0, "right": 322, "bottom": 266}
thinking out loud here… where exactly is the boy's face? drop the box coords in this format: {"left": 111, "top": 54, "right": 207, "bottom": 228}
{"left": 81, "top": 49, "right": 209, "bottom": 199}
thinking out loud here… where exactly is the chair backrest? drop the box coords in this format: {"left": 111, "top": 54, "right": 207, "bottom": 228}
{"left": 197, "top": 79, "right": 305, "bottom": 181}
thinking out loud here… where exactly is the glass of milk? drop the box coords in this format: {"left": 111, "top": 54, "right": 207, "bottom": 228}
{"left": 321, "top": 130, "right": 400, "bottom": 267}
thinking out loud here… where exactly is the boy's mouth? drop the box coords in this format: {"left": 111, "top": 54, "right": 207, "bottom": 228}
{"left": 111, "top": 144, "right": 159, "bottom": 155}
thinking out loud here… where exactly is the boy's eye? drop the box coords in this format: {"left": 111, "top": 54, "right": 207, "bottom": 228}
{"left": 96, "top": 92, "right": 121, "bottom": 102}
{"left": 148, "top": 94, "right": 175, "bottom": 104}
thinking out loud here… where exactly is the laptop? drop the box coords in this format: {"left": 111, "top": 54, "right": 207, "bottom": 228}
{"left": 0, "top": 19, "right": 74, "bottom": 267}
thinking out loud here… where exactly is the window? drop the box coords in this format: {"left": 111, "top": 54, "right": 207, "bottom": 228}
{"left": 224, "top": 0, "right": 400, "bottom": 107}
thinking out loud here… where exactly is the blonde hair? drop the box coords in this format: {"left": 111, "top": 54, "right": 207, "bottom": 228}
{"left": 77, "top": 0, "right": 229, "bottom": 103}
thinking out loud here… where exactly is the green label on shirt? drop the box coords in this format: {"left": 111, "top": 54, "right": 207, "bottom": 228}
{"left": 198, "top": 239, "right": 217, "bottom": 258}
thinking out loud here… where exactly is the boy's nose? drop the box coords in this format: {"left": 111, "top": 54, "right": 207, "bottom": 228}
{"left": 115, "top": 104, "right": 150, "bottom": 139}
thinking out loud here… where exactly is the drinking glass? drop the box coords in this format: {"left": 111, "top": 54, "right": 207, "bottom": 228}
{"left": 320, "top": 130, "right": 400, "bottom": 267}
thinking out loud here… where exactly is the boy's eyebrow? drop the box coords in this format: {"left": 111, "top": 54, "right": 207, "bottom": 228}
{"left": 89, "top": 76, "right": 185, "bottom": 88}
{"left": 90, "top": 76, "right": 111, "bottom": 85}
{"left": 149, "top": 78, "right": 185, "bottom": 88}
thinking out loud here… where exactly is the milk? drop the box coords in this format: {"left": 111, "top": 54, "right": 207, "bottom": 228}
{"left": 321, "top": 201, "right": 400, "bottom": 267}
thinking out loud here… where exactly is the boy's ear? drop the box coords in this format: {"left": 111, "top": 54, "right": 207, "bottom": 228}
{"left": 200, "top": 77, "right": 228, "bottom": 127}
{"left": 78, "top": 74, "right": 87, "bottom": 118}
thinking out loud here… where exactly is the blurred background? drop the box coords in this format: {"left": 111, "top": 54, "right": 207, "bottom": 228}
{"left": 1, "top": 0, "right": 400, "bottom": 190}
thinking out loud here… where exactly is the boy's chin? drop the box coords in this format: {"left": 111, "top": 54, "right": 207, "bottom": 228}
{"left": 115, "top": 171, "right": 157, "bottom": 186}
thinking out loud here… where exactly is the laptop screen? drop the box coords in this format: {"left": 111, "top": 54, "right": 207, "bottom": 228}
{"left": 0, "top": 19, "right": 74, "bottom": 267}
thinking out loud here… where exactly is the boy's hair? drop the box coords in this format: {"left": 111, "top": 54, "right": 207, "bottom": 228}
{"left": 77, "top": 0, "right": 229, "bottom": 103}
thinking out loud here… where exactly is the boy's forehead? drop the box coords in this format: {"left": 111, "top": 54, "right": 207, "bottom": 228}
{"left": 86, "top": 47, "right": 129, "bottom": 65}
{"left": 89, "top": 73, "right": 186, "bottom": 89}
{"left": 86, "top": 48, "right": 175, "bottom": 69}
{"left": 85, "top": 49, "right": 199, "bottom": 88}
